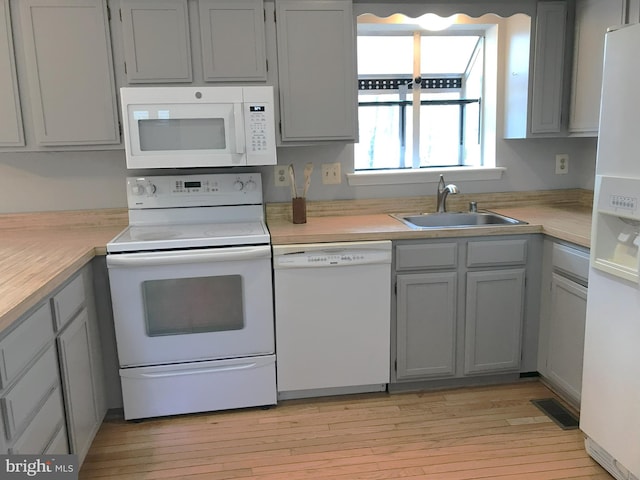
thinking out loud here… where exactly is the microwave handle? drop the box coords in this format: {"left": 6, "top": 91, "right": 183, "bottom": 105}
{"left": 234, "top": 103, "right": 245, "bottom": 154}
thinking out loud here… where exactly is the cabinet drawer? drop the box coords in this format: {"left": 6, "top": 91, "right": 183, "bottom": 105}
{"left": 9, "top": 387, "right": 65, "bottom": 454}
{"left": 52, "top": 272, "right": 85, "bottom": 331}
{"left": 467, "top": 239, "right": 527, "bottom": 267}
{"left": 552, "top": 243, "right": 589, "bottom": 284}
{"left": 396, "top": 243, "right": 458, "bottom": 270}
{"left": 2, "top": 345, "right": 59, "bottom": 440}
{"left": 0, "top": 303, "right": 54, "bottom": 389}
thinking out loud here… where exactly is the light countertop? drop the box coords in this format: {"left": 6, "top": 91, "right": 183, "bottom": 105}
{"left": 0, "top": 210, "right": 126, "bottom": 335}
{"left": 267, "top": 205, "right": 592, "bottom": 248}
{"left": 0, "top": 199, "right": 592, "bottom": 338}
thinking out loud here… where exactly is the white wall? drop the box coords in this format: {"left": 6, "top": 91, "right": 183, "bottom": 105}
{"left": 262, "top": 136, "right": 597, "bottom": 203}
{"left": 0, "top": 135, "right": 596, "bottom": 213}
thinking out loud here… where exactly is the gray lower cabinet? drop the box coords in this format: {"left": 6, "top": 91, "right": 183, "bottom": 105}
{"left": 16, "top": 0, "right": 120, "bottom": 146}
{"left": 394, "top": 236, "right": 532, "bottom": 385}
{"left": 0, "top": 304, "right": 66, "bottom": 455}
{"left": 538, "top": 240, "right": 589, "bottom": 407}
{"left": 464, "top": 268, "right": 525, "bottom": 374}
{"left": 54, "top": 263, "right": 106, "bottom": 465}
{"left": 57, "top": 309, "right": 101, "bottom": 463}
{"left": 120, "top": 0, "right": 192, "bottom": 83}
{"left": 0, "top": 262, "right": 106, "bottom": 463}
{"left": 396, "top": 272, "right": 457, "bottom": 379}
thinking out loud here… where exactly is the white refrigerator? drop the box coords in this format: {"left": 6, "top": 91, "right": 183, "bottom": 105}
{"left": 581, "top": 23, "right": 640, "bottom": 480}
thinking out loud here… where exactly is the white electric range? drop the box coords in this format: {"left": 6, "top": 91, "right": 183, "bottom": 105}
{"left": 106, "top": 173, "right": 276, "bottom": 420}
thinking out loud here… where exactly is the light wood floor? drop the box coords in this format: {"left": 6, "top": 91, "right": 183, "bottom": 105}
{"left": 80, "top": 381, "right": 613, "bottom": 480}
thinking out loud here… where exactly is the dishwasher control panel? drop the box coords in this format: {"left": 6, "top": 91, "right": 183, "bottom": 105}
{"left": 274, "top": 248, "right": 392, "bottom": 268}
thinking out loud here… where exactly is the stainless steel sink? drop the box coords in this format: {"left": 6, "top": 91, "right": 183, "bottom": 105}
{"left": 390, "top": 211, "right": 528, "bottom": 229}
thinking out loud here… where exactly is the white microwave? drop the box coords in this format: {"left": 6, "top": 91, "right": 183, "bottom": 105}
{"left": 120, "top": 86, "right": 277, "bottom": 169}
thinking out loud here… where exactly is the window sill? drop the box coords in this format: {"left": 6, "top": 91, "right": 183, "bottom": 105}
{"left": 346, "top": 167, "right": 505, "bottom": 186}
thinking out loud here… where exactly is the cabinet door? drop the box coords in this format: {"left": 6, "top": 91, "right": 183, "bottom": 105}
{"left": 547, "top": 273, "right": 587, "bottom": 403}
{"left": 57, "top": 308, "right": 99, "bottom": 465}
{"left": 0, "top": 0, "right": 24, "bottom": 146}
{"left": 120, "top": 0, "right": 192, "bottom": 83}
{"left": 396, "top": 272, "right": 457, "bottom": 380}
{"left": 18, "top": 0, "right": 119, "bottom": 146}
{"left": 199, "top": 0, "right": 267, "bottom": 82}
{"left": 569, "top": 0, "right": 625, "bottom": 135}
{"left": 275, "top": 0, "right": 357, "bottom": 141}
{"left": 464, "top": 269, "right": 525, "bottom": 374}
{"left": 530, "top": 1, "right": 568, "bottom": 134}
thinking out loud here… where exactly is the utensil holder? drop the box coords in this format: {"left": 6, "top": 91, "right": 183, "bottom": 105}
{"left": 292, "top": 197, "right": 307, "bottom": 224}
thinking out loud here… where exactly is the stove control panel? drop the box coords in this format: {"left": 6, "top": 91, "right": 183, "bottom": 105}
{"left": 127, "top": 173, "right": 263, "bottom": 209}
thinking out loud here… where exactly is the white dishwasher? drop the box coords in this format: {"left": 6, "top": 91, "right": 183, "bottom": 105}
{"left": 273, "top": 240, "right": 392, "bottom": 399}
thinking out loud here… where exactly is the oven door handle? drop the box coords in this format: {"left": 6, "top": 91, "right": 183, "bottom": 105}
{"left": 107, "top": 246, "right": 271, "bottom": 267}
{"left": 120, "top": 361, "right": 262, "bottom": 379}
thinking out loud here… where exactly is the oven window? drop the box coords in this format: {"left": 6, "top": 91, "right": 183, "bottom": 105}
{"left": 142, "top": 275, "right": 244, "bottom": 336}
{"left": 138, "top": 118, "right": 226, "bottom": 151}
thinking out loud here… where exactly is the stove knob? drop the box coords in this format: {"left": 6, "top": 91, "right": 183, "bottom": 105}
{"left": 233, "top": 180, "right": 245, "bottom": 191}
{"left": 245, "top": 179, "right": 257, "bottom": 191}
{"left": 145, "top": 183, "right": 157, "bottom": 195}
{"left": 131, "top": 184, "right": 144, "bottom": 195}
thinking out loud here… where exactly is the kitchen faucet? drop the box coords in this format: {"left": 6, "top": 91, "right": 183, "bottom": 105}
{"left": 436, "top": 174, "right": 460, "bottom": 213}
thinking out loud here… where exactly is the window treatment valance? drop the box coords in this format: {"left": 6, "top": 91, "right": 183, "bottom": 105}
{"left": 353, "top": 1, "right": 536, "bottom": 19}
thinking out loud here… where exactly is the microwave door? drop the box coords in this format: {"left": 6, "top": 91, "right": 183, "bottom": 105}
{"left": 126, "top": 103, "right": 246, "bottom": 169}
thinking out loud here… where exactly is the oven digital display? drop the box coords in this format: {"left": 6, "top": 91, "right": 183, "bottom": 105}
{"left": 184, "top": 181, "right": 201, "bottom": 188}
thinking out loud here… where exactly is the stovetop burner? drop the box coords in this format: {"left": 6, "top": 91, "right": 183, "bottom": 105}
{"left": 107, "top": 173, "right": 270, "bottom": 253}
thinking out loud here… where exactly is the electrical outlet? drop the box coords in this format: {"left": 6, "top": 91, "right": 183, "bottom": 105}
{"left": 555, "top": 154, "right": 569, "bottom": 175}
{"left": 322, "top": 162, "right": 341, "bottom": 185}
{"left": 274, "top": 165, "right": 290, "bottom": 187}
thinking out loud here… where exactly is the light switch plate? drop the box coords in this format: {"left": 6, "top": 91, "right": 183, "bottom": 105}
{"left": 322, "top": 162, "right": 341, "bottom": 184}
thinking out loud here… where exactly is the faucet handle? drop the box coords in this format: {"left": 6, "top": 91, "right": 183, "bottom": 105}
{"left": 469, "top": 201, "right": 478, "bottom": 212}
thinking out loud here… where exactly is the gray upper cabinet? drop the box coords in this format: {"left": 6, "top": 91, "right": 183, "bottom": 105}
{"left": 569, "top": 0, "right": 626, "bottom": 136}
{"left": 199, "top": 0, "right": 267, "bottom": 82}
{"left": 120, "top": 0, "right": 192, "bottom": 83}
{"left": 0, "top": 0, "right": 23, "bottom": 147}
{"left": 275, "top": 0, "right": 357, "bottom": 142}
{"left": 529, "top": 1, "right": 569, "bottom": 135}
{"left": 18, "top": 0, "right": 120, "bottom": 146}
{"left": 504, "top": 1, "right": 572, "bottom": 138}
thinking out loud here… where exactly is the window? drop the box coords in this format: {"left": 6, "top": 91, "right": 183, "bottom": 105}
{"left": 355, "top": 18, "right": 485, "bottom": 172}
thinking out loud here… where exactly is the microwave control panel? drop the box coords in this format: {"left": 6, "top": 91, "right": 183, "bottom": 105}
{"left": 247, "top": 105, "right": 269, "bottom": 153}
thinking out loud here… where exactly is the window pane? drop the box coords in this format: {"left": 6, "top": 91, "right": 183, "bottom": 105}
{"left": 420, "top": 36, "right": 480, "bottom": 74}
{"left": 417, "top": 104, "right": 460, "bottom": 167}
{"left": 355, "top": 103, "right": 402, "bottom": 170}
{"left": 357, "top": 36, "right": 413, "bottom": 75}
{"left": 463, "top": 101, "right": 481, "bottom": 166}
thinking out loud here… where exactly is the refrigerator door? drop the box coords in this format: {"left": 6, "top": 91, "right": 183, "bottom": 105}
{"left": 582, "top": 22, "right": 640, "bottom": 480}
{"left": 595, "top": 23, "right": 640, "bottom": 177}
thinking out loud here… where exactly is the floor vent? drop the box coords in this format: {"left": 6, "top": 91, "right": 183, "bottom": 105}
{"left": 531, "top": 398, "right": 579, "bottom": 430}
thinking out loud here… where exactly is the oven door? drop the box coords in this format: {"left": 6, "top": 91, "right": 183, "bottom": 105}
{"left": 106, "top": 245, "right": 273, "bottom": 367}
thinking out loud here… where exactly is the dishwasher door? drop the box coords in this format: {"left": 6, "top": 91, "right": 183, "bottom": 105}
{"left": 273, "top": 241, "right": 392, "bottom": 399}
